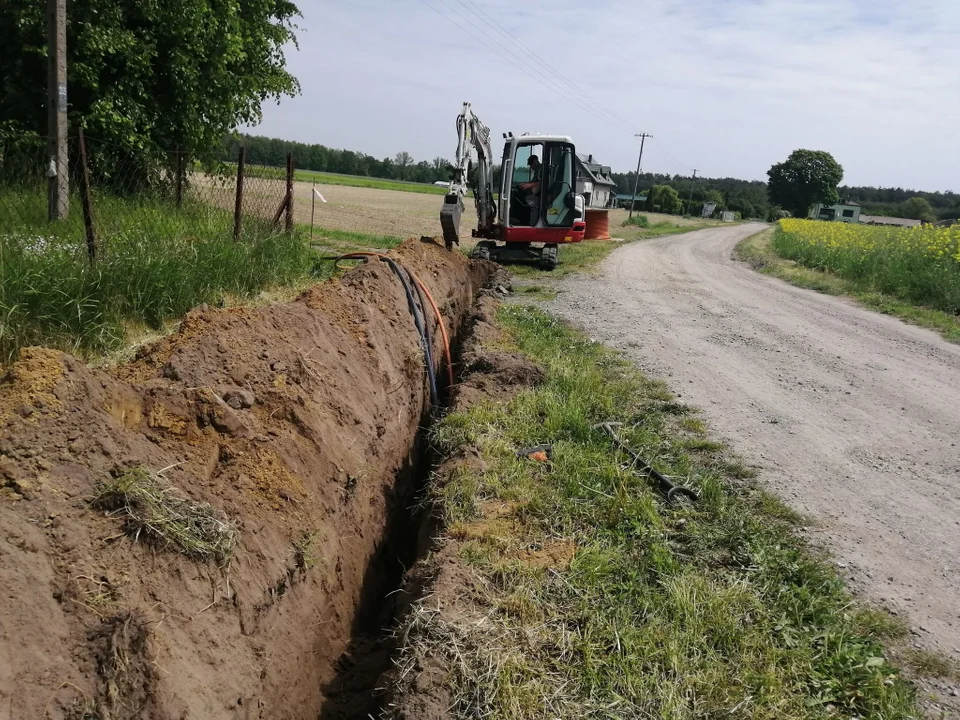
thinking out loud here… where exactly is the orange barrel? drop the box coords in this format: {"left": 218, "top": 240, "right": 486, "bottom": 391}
{"left": 583, "top": 209, "right": 611, "bottom": 240}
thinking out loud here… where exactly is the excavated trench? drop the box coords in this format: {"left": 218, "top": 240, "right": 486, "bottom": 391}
{"left": 315, "top": 429, "right": 436, "bottom": 719}
{"left": 0, "top": 239, "right": 498, "bottom": 719}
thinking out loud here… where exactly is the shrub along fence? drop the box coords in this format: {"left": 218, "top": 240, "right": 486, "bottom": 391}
{"left": 0, "top": 129, "right": 314, "bottom": 364}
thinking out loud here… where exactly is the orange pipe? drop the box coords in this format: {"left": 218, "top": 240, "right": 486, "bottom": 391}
{"left": 412, "top": 273, "right": 455, "bottom": 389}
{"left": 338, "top": 252, "right": 454, "bottom": 390}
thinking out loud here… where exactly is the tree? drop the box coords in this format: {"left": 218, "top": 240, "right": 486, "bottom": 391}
{"left": 900, "top": 196, "right": 936, "bottom": 223}
{"left": 646, "top": 185, "right": 682, "bottom": 214}
{"left": 0, "top": 0, "right": 301, "bottom": 186}
{"left": 394, "top": 151, "right": 413, "bottom": 181}
{"left": 767, "top": 149, "right": 844, "bottom": 219}
{"left": 432, "top": 156, "right": 449, "bottom": 181}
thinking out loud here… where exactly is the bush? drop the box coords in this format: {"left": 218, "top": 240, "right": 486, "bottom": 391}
{"left": 622, "top": 214, "right": 649, "bottom": 228}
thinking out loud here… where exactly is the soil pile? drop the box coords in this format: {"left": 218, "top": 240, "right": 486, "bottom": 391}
{"left": 0, "top": 238, "right": 489, "bottom": 719}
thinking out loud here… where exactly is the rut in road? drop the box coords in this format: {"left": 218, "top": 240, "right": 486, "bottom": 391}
{"left": 548, "top": 223, "right": 960, "bottom": 657}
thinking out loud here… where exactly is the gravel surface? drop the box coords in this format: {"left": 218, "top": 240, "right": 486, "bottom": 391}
{"left": 548, "top": 223, "right": 960, "bottom": 659}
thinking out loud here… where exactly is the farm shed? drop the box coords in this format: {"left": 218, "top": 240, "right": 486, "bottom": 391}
{"left": 576, "top": 153, "right": 617, "bottom": 209}
{"left": 615, "top": 193, "right": 647, "bottom": 210}
{"left": 810, "top": 200, "right": 861, "bottom": 223}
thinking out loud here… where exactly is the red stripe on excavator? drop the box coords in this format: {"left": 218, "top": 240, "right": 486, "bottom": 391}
{"left": 503, "top": 226, "right": 584, "bottom": 244}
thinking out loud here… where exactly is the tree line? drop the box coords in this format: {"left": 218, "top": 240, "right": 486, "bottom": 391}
{"left": 612, "top": 169, "right": 959, "bottom": 222}
{"left": 221, "top": 133, "right": 451, "bottom": 185}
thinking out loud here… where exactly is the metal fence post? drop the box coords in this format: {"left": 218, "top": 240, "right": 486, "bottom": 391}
{"left": 76, "top": 128, "right": 97, "bottom": 262}
{"left": 233, "top": 146, "right": 245, "bottom": 241}
{"left": 285, "top": 153, "right": 295, "bottom": 233}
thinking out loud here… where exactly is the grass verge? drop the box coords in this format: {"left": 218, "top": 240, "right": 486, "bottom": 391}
{"left": 304, "top": 225, "right": 404, "bottom": 253}
{"left": 736, "top": 228, "right": 960, "bottom": 343}
{"left": 411, "top": 305, "right": 918, "bottom": 718}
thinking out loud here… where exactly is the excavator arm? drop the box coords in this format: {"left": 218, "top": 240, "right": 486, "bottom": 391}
{"left": 440, "top": 102, "right": 497, "bottom": 248}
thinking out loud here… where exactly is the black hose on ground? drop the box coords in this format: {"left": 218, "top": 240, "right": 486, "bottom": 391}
{"left": 338, "top": 254, "right": 440, "bottom": 412}
{"left": 595, "top": 422, "right": 699, "bottom": 504}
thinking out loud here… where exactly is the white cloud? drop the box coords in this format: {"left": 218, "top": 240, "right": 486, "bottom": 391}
{"left": 254, "top": 0, "right": 960, "bottom": 190}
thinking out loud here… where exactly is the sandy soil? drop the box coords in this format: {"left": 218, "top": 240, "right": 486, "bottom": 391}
{"left": 548, "top": 223, "right": 960, "bottom": 659}
{"left": 292, "top": 182, "right": 445, "bottom": 239}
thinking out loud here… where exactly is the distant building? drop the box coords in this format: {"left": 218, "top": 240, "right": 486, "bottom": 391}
{"left": 810, "top": 200, "right": 862, "bottom": 223}
{"left": 615, "top": 193, "right": 647, "bottom": 210}
{"left": 575, "top": 153, "right": 617, "bottom": 209}
{"left": 702, "top": 201, "right": 717, "bottom": 218}
{"left": 859, "top": 215, "right": 922, "bottom": 228}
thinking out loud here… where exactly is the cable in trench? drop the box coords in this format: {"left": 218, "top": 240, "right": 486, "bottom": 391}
{"left": 336, "top": 253, "right": 454, "bottom": 413}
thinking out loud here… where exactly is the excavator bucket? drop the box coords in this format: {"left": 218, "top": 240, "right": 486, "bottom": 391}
{"left": 440, "top": 194, "right": 462, "bottom": 248}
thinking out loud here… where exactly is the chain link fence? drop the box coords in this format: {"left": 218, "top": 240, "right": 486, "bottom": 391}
{"left": 0, "top": 131, "right": 294, "bottom": 257}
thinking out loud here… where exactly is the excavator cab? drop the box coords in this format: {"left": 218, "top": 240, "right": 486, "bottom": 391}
{"left": 472, "top": 134, "right": 586, "bottom": 269}
{"left": 504, "top": 140, "right": 577, "bottom": 228}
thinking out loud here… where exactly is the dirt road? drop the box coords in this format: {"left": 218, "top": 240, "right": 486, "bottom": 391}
{"left": 548, "top": 223, "right": 960, "bottom": 656}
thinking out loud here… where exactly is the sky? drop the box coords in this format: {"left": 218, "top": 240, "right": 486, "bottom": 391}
{"left": 252, "top": 0, "right": 960, "bottom": 191}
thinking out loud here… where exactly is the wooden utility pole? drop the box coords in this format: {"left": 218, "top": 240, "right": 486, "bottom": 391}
{"left": 629, "top": 133, "right": 652, "bottom": 220}
{"left": 47, "top": 0, "right": 69, "bottom": 221}
{"left": 687, "top": 169, "right": 698, "bottom": 217}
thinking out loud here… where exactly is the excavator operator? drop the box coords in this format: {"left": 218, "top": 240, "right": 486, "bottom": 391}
{"left": 517, "top": 154, "right": 542, "bottom": 225}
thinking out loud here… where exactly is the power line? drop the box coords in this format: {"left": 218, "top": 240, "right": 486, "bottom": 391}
{"left": 426, "top": 0, "right": 632, "bottom": 133}
{"left": 418, "top": 0, "right": 635, "bottom": 135}
{"left": 650, "top": 137, "right": 699, "bottom": 176}
{"left": 454, "top": 0, "right": 635, "bottom": 131}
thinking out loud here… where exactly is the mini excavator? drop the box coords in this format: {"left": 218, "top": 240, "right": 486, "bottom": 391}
{"left": 440, "top": 102, "right": 586, "bottom": 270}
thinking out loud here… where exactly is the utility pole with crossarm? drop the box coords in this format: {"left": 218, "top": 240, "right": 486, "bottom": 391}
{"left": 629, "top": 133, "right": 652, "bottom": 220}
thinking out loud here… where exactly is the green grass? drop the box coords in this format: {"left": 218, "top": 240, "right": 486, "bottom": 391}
{"left": 902, "top": 649, "right": 958, "bottom": 680}
{"left": 1, "top": 186, "right": 325, "bottom": 364}
{"left": 399, "top": 305, "right": 919, "bottom": 718}
{"left": 736, "top": 228, "right": 960, "bottom": 343}
{"left": 239, "top": 163, "right": 452, "bottom": 195}
{"left": 623, "top": 213, "right": 650, "bottom": 227}
{"left": 293, "top": 168, "right": 451, "bottom": 194}
{"left": 304, "top": 225, "right": 404, "bottom": 252}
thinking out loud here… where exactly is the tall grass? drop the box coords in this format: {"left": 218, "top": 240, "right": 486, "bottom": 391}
{"left": 774, "top": 219, "right": 960, "bottom": 314}
{"left": 1, "top": 187, "right": 319, "bottom": 364}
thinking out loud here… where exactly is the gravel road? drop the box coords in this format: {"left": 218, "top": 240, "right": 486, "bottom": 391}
{"left": 548, "top": 223, "right": 960, "bottom": 658}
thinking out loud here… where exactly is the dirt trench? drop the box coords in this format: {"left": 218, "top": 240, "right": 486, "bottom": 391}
{"left": 0, "top": 238, "right": 492, "bottom": 719}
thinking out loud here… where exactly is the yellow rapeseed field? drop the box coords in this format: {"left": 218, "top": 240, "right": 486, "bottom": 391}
{"left": 775, "top": 219, "right": 960, "bottom": 313}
